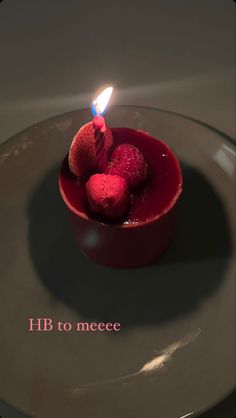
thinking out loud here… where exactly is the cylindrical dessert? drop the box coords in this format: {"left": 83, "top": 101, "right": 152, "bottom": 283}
{"left": 59, "top": 127, "right": 182, "bottom": 268}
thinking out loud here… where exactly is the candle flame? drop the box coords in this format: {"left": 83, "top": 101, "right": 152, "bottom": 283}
{"left": 91, "top": 86, "right": 113, "bottom": 116}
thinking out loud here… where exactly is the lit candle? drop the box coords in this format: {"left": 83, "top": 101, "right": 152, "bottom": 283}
{"left": 91, "top": 86, "right": 113, "bottom": 119}
{"left": 91, "top": 86, "right": 113, "bottom": 169}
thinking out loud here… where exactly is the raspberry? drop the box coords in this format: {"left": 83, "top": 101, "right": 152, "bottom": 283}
{"left": 86, "top": 174, "right": 129, "bottom": 219}
{"left": 106, "top": 144, "right": 148, "bottom": 187}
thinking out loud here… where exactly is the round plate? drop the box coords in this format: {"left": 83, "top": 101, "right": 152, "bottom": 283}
{"left": 0, "top": 106, "right": 235, "bottom": 418}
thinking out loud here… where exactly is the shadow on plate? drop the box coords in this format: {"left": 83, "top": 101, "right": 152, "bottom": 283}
{"left": 27, "top": 162, "right": 232, "bottom": 328}
{"left": 198, "top": 390, "right": 236, "bottom": 418}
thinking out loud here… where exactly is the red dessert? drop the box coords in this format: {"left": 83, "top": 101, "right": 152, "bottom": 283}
{"left": 106, "top": 143, "right": 148, "bottom": 187}
{"left": 86, "top": 173, "right": 129, "bottom": 219}
{"left": 59, "top": 127, "right": 182, "bottom": 268}
{"left": 68, "top": 120, "right": 113, "bottom": 177}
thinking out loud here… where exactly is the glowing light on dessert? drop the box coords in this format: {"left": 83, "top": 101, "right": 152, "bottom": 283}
{"left": 91, "top": 86, "right": 113, "bottom": 116}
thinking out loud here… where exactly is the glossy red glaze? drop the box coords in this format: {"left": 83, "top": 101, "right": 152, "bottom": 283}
{"left": 59, "top": 128, "right": 183, "bottom": 268}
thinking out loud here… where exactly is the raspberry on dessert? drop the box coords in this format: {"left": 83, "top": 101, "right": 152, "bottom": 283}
{"left": 105, "top": 143, "right": 148, "bottom": 187}
{"left": 86, "top": 173, "right": 129, "bottom": 219}
{"left": 69, "top": 121, "right": 113, "bottom": 177}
